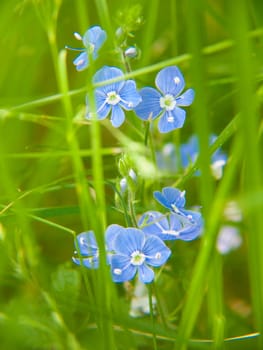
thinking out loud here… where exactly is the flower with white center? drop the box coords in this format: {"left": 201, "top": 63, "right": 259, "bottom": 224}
{"left": 138, "top": 210, "right": 203, "bottom": 241}
{"left": 108, "top": 226, "right": 171, "bottom": 283}
{"left": 86, "top": 66, "right": 142, "bottom": 127}
{"left": 66, "top": 25, "right": 107, "bottom": 71}
{"left": 134, "top": 66, "right": 195, "bottom": 133}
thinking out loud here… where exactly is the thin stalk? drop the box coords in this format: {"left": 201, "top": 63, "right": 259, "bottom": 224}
{"left": 208, "top": 252, "right": 225, "bottom": 350}
{"left": 148, "top": 284, "right": 158, "bottom": 350}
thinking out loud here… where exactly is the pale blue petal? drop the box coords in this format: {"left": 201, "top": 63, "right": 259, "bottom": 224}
{"left": 143, "top": 235, "right": 171, "bottom": 266}
{"left": 111, "top": 255, "right": 137, "bottom": 282}
{"left": 83, "top": 25, "right": 107, "bottom": 52}
{"left": 113, "top": 228, "right": 145, "bottom": 256}
{"left": 72, "top": 256, "right": 99, "bottom": 269}
{"left": 105, "top": 224, "right": 126, "bottom": 251}
{"left": 154, "top": 187, "right": 186, "bottom": 211}
{"left": 110, "top": 105, "right": 125, "bottom": 127}
{"left": 134, "top": 87, "right": 162, "bottom": 121}
{"left": 163, "top": 187, "right": 186, "bottom": 208}
{"left": 119, "top": 80, "right": 142, "bottom": 110}
{"left": 155, "top": 66, "right": 185, "bottom": 96}
{"left": 74, "top": 231, "right": 98, "bottom": 256}
{"left": 138, "top": 264, "right": 155, "bottom": 283}
{"left": 93, "top": 90, "right": 111, "bottom": 119}
{"left": 138, "top": 211, "right": 170, "bottom": 236}
{"left": 73, "top": 52, "right": 88, "bottom": 71}
{"left": 93, "top": 66, "right": 125, "bottom": 94}
{"left": 176, "top": 88, "right": 195, "bottom": 106}
{"left": 158, "top": 107, "right": 186, "bottom": 133}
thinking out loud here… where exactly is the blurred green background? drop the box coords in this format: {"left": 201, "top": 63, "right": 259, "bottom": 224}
{"left": 0, "top": 0, "right": 263, "bottom": 349}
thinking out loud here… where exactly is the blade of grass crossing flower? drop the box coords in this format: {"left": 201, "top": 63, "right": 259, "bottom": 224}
{"left": 174, "top": 136, "right": 243, "bottom": 350}
{"left": 229, "top": 1, "right": 263, "bottom": 348}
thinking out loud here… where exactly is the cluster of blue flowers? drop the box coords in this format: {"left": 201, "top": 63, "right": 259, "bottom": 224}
{"left": 73, "top": 187, "right": 202, "bottom": 283}
{"left": 68, "top": 25, "right": 194, "bottom": 132}
{"left": 66, "top": 25, "right": 213, "bottom": 284}
{"left": 156, "top": 135, "right": 227, "bottom": 179}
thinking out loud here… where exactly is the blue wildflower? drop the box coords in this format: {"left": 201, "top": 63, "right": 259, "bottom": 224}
{"left": 72, "top": 231, "right": 99, "bottom": 268}
{"left": 86, "top": 66, "right": 142, "bottom": 127}
{"left": 138, "top": 211, "right": 203, "bottom": 241}
{"left": 181, "top": 135, "right": 227, "bottom": 179}
{"left": 109, "top": 226, "right": 171, "bottom": 283}
{"left": 73, "top": 225, "right": 121, "bottom": 268}
{"left": 154, "top": 187, "right": 186, "bottom": 213}
{"left": 67, "top": 25, "right": 107, "bottom": 71}
{"left": 134, "top": 66, "right": 194, "bottom": 133}
{"left": 153, "top": 187, "right": 201, "bottom": 227}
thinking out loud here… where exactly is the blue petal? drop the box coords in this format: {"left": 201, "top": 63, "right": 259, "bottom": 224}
{"left": 72, "top": 256, "right": 99, "bottom": 269}
{"left": 110, "top": 105, "right": 125, "bottom": 127}
{"left": 74, "top": 231, "right": 98, "bottom": 256}
{"left": 138, "top": 211, "right": 170, "bottom": 236}
{"left": 155, "top": 66, "right": 185, "bottom": 96}
{"left": 83, "top": 25, "right": 107, "bottom": 52}
{"left": 154, "top": 187, "right": 186, "bottom": 211}
{"left": 180, "top": 135, "right": 199, "bottom": 168}
{"left": 138, "top": 264, "right": 155, "bottom": 283}
{"left": 134, "top": 87, "right": 162, "bottom": 121}
{"left": 176, "top": 88, "right": 195, "bottom": 106}
{"left": 105, "top": 224, "right": 126, "bottom": 251}
{"left": 143, "top": 235, "right": 171, "bottom": 266}
{"left": 111, "top": 254, "right": 137, "bottom": 282}
{"left": 158, "top": 107, "right": 186, "bottom": 133}
{"left": 93, "top": 66, "right": 125, "bottom": 94}
{"left": 113, "top": 228, "right": 145, "bottom": 256}
{"left": 119, "top": 80, "right": 142, "bottom": 110}
{"left": 73, "top": 52, "right": 88, "bottom": 71}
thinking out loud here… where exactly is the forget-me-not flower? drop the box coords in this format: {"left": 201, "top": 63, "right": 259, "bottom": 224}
{"left": 181, "top": 135, "right": 227, "bottom": 179}
{"left": 138, "top": 210, "right": 203, "bottom": 241}
{"left": 72, "top": 225, "right": 121, "bottom": 268}
{"left": 86, "top": 66, "right": 142, "bottom": 127}
{"left": 109, "top": 226, "right": 171, "bottom": 283}
{"left": 72, "top": 231, "right": 99, "bottom": 268}
{"left": 134, "top": 66, "right": 195, "bottom": 133}
{"left": 67, "top": 25, "right": 107, "bottom": 71}
{"left": 153, "top": 187, "right": 201, "bottom": 226}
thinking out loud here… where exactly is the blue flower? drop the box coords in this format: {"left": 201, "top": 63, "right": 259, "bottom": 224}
{"left": 73, "top": 226, "right": 121, "bottom": 268}
{"left": 72, "top": 231, "right": 99, "bottom": 268}
{"left": 109, "top": 226, "right": 171, "bottom": 283}
{"left": 134, "top": 66, "right": 194, "bottom": 133}
{"left": 181, "top": 135, "right": 227, "bottom": 179}
{"left": 67, "top": 26, "right": 107, "bottom": 71}
{"left": 153, "top": 187, "right": 201, "bottom": 226}
{"left": 154, "top": 187, "right": 186, "bottom": 213}
{"left": 86, "top": 66, "right": 142, "bottom": 127}
{"left": 138, "top": 211, "right": 203, "bottom": 241}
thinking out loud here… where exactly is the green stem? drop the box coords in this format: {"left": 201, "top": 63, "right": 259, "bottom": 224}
{"left": 148, "top": 284, "right": 158, "bottom": 350}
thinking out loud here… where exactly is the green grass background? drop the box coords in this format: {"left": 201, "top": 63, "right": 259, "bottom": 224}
{"left": 0, "top": 0, "right": 263, "bottom": 349}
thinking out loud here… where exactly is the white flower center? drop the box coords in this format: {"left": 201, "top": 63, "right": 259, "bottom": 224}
{"left": 106, "top": 91, "right": 121, "bottom": 105}
{"left": 131, "top": 250, "right": 146, "bottom": 266}
{"left": 160, "top": 94, "right": 176, "bottom": 111}
{"left": 87, "top": 43, "right": 95, "bottom": 54}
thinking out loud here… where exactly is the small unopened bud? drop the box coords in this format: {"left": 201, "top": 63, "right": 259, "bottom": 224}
{"left": 120, "top": 178, "right": 128, "bottom": 194}
{"left": 74, "top": 32, "right": 82, "bottom": 41}
{"left": 124, "top": 46, "right": 137, "bottom": 58}
{"left": 128, "top": 169, "right": 137, "bottom": 182}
